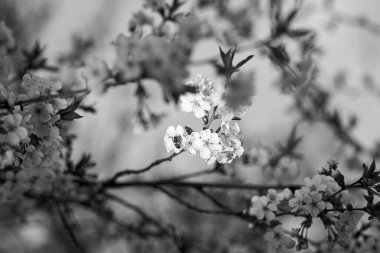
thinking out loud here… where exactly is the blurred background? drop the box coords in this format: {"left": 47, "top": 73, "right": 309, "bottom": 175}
{"left": 1, "top": 0, "right": 380, "bottom": 252}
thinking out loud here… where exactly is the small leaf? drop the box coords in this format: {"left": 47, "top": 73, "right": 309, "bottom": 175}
{"left": 60, "top": 111, "right": 83, "bottom": 121}
{"left": 369, "top": 159, "right": 376, "bottom": 175}
{"left": 285, "top": 9, "right": 299, "bottom": 25}
{"left": 334, "top": 171, "right": 345, "bottom": 188}
{"left": 363, "top": 163, "right": 369, "bottom": 178}
{"left": 219, "top": 46, "right": 228, "bottom": 68}
{"left": 268, "top": 44, "right": 290, "bottom": 68}
{"left": 234, "top": 55, "right": 254, "bottom": 70}
{"left": 184, "top": 126, "right": 194, "bottom": 135}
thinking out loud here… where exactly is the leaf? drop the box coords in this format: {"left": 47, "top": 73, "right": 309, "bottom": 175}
{"left": 285, "top": 9, "right": 299, "bottom": 25}
{"left": 60, "top": 111, "right": 82, "bottom": 121}
{"left": 218, "top": 45, "right": 254, "bottom": 77}
{"left": 334, "top": 171, "right": 345, "bottom": 188}
{"left": 58, "top": 97, "right": 83, "bottom": 121}
{"left": 268, "top": 44, "right": 290, "bottom": 68}
{"left": 184, "top": 126, "right": 194, "bottom": 135}
{"left": 363, "top": 163, "right": 369, "bottom": 178}
{"left": 234, "top": 55, "right": 254, "bottom": 71}
{"left": 369, "top": 159, "right": 376, "bottom": 175}
{"left": 219, "top": 46, "right": 228, "bottom": 68}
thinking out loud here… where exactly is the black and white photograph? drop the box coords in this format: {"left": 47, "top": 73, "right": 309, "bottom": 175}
{"left": 0, "top": 0, "right": 380, "bottom": 252}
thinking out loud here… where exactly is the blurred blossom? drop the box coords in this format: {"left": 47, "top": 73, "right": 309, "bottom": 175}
{"left": 335, "top": 211, "right": 364, "bottom": 247}
{"left": 1, "top": 113, "right": 29, "bottom": 146}
{"left": 0, "top": 21, "right": 15, "bottom": 56}
{"left": 143, "top": 0, "right": 165, "bottom": 11}
{"left": 177, "top": 15, "right": 210, "bottom": 45}
{"left": 218, "top": 73, "right": 255, "bottom": 121}
{"left": 263, "top": 157, "right": 300, "bottom": 184}
{"left": 19, "top": 222, "right": 49, "bottom": 249}
{"left": 113, "top": 34, "right": 191, "bottom": 100}
{"left": 0, "top": 149, "right": 14, "bottom": 169}
{"left": 264, "top": 225, "right": 296, "bottom": 252}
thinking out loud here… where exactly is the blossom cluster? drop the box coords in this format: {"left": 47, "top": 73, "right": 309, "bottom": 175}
{"left": 0, "top": 74, "right": 75, "bottom": 203}
{"left": 247, "top": 165, "right": 364, "bottom": 252}
{"left": 164, "top": 75, "right": 246, "bottom": 164}
{"left": 180, "top": 74, "right": 253, "bottom": 121}
{"left": 112, "top": 13, "right": 207, "bottom": 102}
{"left": 164, "top": 122, "right": 243, "bottom": 165}
{"left": 288, "top": 174, "right": 344, "bottom": 217}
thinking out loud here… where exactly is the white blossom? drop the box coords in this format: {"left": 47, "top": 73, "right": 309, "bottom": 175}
{"left": 180, "top": 93, "right": 211, "bottom": 118}
{"left": 197, "top": 129, "right": 222, "bottom": 160}
{"left": 249, "top": 196, "right": 278, "bottom": 221}
{"left": 164, "top": 125, "right": 186, "bottom": 153}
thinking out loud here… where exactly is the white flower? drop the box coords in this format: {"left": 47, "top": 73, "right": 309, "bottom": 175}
{"left": 301, "top": 190, "right": 328, "bottom": 217}
{"left": 183, "top": 132, "right": 202, "bottom": 156}
{"left": 2, "top": 113, "right": 28, "bottom": 146}
{"left": 249, "top": 196, "right": 278, "bottom": 220}
{"left": 197, "top": 129, "right": 222, "bottom": 160}
{"left": 320, "top": 175, "right": 341, "bottom": 196}
{"left": 282, "top": 188, "right": 293, "bottom": 200}
{"left": 267, "top": 189, "right": 284, "bottom": 205}
{"left": 220, "top": 121, "right": 242, "bottom": 145}
{"left": 24, "top": 102, "right": 54, "bottom": 123}
{"left": 303, "top": 197, "right": 327, "bottom": 217}
{"left": 180, "top": 93, "right": 211, "bottom": 118}
{"left": 221, "top": 121, "right": 240, "bottom": 136}
{"left": 335, "top": 211, "right": 364, "bottom": 247}
{"left": 304, "top": 175, "right": 326, "bottom": 192}
{"left": 216, "top": 139, "right": 244, "bottom": 164}
{"left": 0, "top": 149, "right": 14, "bottom": 169}
{"left": 289, "top": 189, "right": 304, "bottom": 213}
{"left": 264, "top": 225, "right": 296, "bottom": 251}
{"left": 187, "top": 75, "right": 222, "bottom": 104}
{"left": 164, "top": 125, "right": 186, "bottom": 153}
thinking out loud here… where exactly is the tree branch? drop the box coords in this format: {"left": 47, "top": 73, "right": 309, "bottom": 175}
{"left": 103, "top": 151, "right": 184, "bottom": 185}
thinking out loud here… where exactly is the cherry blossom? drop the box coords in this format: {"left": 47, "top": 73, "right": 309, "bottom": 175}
{"left": 164, "top": 125, "right": 186, "bottom": 153}
{"left": 249, "top": 196, "right": 278, "bottom": 221}
{"left": 180, "top": 93, "right": 211, "bottom": 118}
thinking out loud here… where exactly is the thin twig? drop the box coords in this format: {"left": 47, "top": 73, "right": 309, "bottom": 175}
{"left": 103, "top": 151, "right": 184, "bottom": 185}
{"left": 104, "top": 192, "right": 168, "bottom": 234}
{"left": 155, "top": 186, "right": 247, "bottom": 218}
{"left": 161, "top": 168, "right": 218, "bottom": 182}
{"left": 56, "top": 204, "right": 87, "bottom": 253}
{"left": 105, "top": 180, "right": 303, "bottom": 191}
{"left": 195, "top": 187, "right": 236, "bottom": 212}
